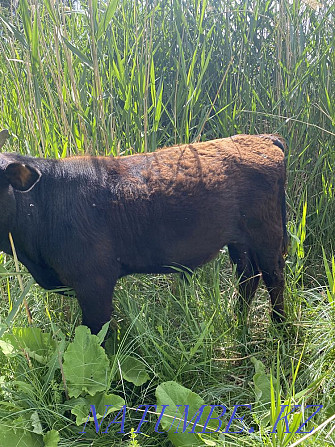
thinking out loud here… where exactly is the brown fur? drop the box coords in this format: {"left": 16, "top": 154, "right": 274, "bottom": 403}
{"left": 0, "top": 134, "right": 287, "bottom": 333}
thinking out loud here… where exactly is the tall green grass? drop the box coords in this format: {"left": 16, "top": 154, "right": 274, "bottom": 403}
{"left": 0, "top": 0, "right": 335, "bottom": 445}
{"left": 0, "top": 0, "right": 334, "bottom": 257}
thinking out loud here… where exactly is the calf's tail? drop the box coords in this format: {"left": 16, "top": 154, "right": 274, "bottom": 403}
{"left": 261, "top": 134, "right": 288, "bottom": 254}
{"left": 281, "top": 178, "right": 288, "bottom": 255}
{"left": 272, "top": 135, "right": 288, "bottom": 255}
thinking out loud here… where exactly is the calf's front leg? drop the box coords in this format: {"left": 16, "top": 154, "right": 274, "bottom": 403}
{"left": 74, "top": 274, "right": 118, "bottom": 335}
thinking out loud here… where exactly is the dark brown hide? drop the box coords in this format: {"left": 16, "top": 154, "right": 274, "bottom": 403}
{"left": 0, "top": 134, "right": 287, "bottom": 333}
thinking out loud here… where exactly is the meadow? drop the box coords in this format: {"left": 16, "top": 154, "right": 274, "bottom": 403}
{"left": 0, "top": 0, "right": 334, "bottom": 445}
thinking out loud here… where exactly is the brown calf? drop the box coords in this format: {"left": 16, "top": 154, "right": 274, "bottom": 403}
{"left": 0, "top": 132, "right": 287, "bottom": 333}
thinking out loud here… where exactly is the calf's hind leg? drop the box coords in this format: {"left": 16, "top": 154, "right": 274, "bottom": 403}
{"left": 254, "top": 244, "right": 285, "bottom": 322}
{"left": 228, "top": 244, "right": 261, "bottom": 316}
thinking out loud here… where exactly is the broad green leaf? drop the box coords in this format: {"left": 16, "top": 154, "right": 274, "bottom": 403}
{"left": 31, "top": 11, "right": 39, "bottom": 74}
{"left": 97, "top": 0, "right": 119, "bottom": 40}
{"left": 0, "top": 417, "right": 43, "bottom": 447}
{"left": 43, "top": 335, "right": 66, "bottom": 384}
{"left": 43, "top": 430, "right": 60, "bottom": 447}
{"left": 154, "top": 79, "right": 164, "bottom": 129}
{"left": 43, "top": 0, "right": 56, "bottom": 24}
{"left": 7, "top": 380, "right": 35, "bottom": 397}
{"left": 62, "top": 37, "right": 93, "bottom": 70}
{"left": 63, "top": 326, "right": 110, "bottom": 398}
{"left": 69, "top": 391, "right": 125, "bottom": 425}
{"left": 2, "top": 327, "right": 57, "bottom": 364}
{"left": 19, "top": 0, "right": 32, "bottom": 44}
{"left": 31, "top": 411, "right": 43, "bottom": 434}
{"left": 150, "top": 57, "right": 156, "bottom": 105}
{"left": 251, "top": 357, "right": 278, "bottom": 406}
{"left": 97, "top": 321, "right": 110, "bottom": 345}
{"left": 113, "top": 355, "right": 150, "bottom": 386}
{"left": 156, "top": 381, "right": 221, "bottom": 446}
{"left": 0, "top": 339, "right": 16, "bottom": 356}
{"left": 0, "top": 16, "right": 28, "bottom": 48}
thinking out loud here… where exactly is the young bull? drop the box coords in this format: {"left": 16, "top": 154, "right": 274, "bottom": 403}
{"left": 0, "top": 131, "right": 287, "bottom": 333}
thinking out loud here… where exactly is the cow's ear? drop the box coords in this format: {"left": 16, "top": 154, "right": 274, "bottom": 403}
{"left": 5, "top": 162, "right": 41, "bottom": 191}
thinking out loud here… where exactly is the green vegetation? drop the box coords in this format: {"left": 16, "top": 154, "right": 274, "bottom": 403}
{"left": 0, "top": 0, "right": 334, "bottom": 445}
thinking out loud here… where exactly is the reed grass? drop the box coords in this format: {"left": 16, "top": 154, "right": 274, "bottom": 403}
{"left": 0, "top": 0, "right": 334, "bottom": 254}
